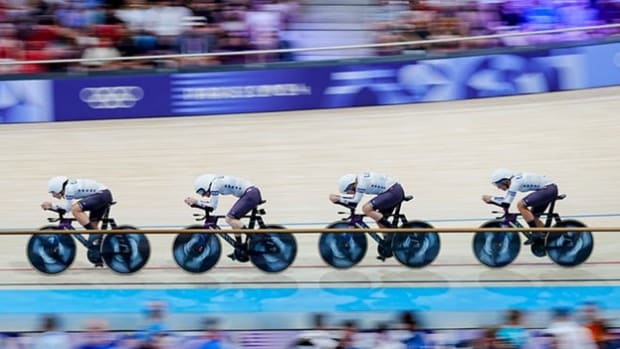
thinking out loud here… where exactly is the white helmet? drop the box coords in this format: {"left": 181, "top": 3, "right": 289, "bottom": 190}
{"left": 48, "top": 176, "right": 68, "bottom": 194}
{"left": 337, "top": 174, "right": 357, "bottom": 193}
{"left": 194, "top": 174, "right": 216, "bottom": 195}
{"left": 490, "top": 168, "right": 514, "bottom": 185}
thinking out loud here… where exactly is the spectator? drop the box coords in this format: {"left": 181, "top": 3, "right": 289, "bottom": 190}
{"left": 0, "top": 23, "right": 24, "bottom": 73}
{"left": 372, "top": 322, "right": 405, "bottom": 349}
{"left": 80, "top": 36, "right": 122, "bottom": 70}
{"left": 76, "top": 319, "right": 116, "bottom": 349}
{"left": 0, "top": 333, "right": 21, "bottom": 349}
{"left": 137, "top": 301, "right": 170, "bottom": 343}
{"left": 496, "top": 309, "right": 528, "bottom": 349}
{"left": 177, "top": 15, "right": 220, "bottom": 67}
{"left": 216, "top": 31, "right": 252, "bottom": 65}
{"left": 335, "top": 320, "right": 361, "bottom": 349}
{"left": 393, "top": 311, "right": 427, "bottom": 349}
{"left": 498, "top": 0, "right": 524, "bottom": 27}
{"left": 114, "top": 0, "right": 150, "bottom": 33}
{"left": 198, "top": 318, "right": 222, "bottom": 349}
{"left": 521, "top": 0, "right": 560, "bottom": 44}
{"left": 292, "top": 313, "right": 338, "bottom": 349}
{"left": 194, "top": 318, "right": 238, "bottom": 349}
{"left": 32, "top": 315, "right": 72, "bottom": 349}
{"left": 4, "top": 0, "right": 620, "bottom": 72}
{"left": 475, "top": 327, "right": 515, "bottom": 349}
{"left": 545, "top": 307, "right": 597, "bottom": 349}
{"left": 579, "top": 302, "right": 620, "bottom": 349}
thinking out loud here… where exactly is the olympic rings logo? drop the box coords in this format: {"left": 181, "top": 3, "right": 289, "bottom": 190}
{"left": 79, "top": 86, "right": 144, "bottom": 109}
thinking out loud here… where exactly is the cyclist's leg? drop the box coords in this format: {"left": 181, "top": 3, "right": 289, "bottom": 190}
{"left": 365, "top": 184, "right": 404, "bottom": 259}
{"left": 77, "top": 190, "right": 113, "bottom": 265}
{"left": 225, "top": 187, "right": 261, "bottom": 261}
{"left": 226, "top": 186, "right": 262, "bottom": 230}
{"left": 80, "top": 190, "right": 113, "bottom": 244}
{"left": 364, "top": 183, "right": 405, "bottom": 228}
{"left": 517, "top": 200, "right": 544, "bottom": 229}
{"left": 71, "top": 202, "right": 93, "bottom": 229}
{"left": 520, "top": 184, "right": 558, "bottom": 243}
{"left": 521, "top": 184, "right": 558, "bottom": 225}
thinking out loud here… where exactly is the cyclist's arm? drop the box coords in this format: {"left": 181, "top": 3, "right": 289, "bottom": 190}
{"left": 201, "top": 181, "right": 221, "bottom": 210}
{"left": 54, "top": 186, "right": 76, "bottom": 213}
{"left": 52, "top": 199, "right": 73, "bottom": 213}
{"left": 339, "top": 187, "right": 365, "bottom": 206}
{"left": 491, "top": 190, "right": 516, "bottom": 207}
{"left": 205, "top": 192, "right": 219, "bottom": 210}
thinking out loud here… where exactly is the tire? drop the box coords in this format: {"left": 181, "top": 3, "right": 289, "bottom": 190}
{"left": 472, "top": 220, "right": 521, "bottom": 268}
{"left": 27, "top": 226, "right": 76, "bottom": 274}
{"left": 547, "top": 220, "right": 593, "bottom": 267}
{"left": 172, "top": 225, "right": 222, "bottom": 273}
{"left": 101, "top": 225, "right": 150, "bottom": 274}
{"left": 318, "top": 221, "right": 368, "bottom": 269}
{"left": 248, "top": 225, "right": 297, "bottom": 273}
{"left": 392, "top": 221, "right": 441, "bottom": 268}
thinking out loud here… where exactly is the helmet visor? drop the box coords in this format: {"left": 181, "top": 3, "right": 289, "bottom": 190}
{"left": 196, "top": 182, "right": 212, "bottom": 196}
{"left": 344, "top": 182, "right": 356, "bottom": 193}
{"left": 494, "top": 178, "right": 508, "bottom": 188}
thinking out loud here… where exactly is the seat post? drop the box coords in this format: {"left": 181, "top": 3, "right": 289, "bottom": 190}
{"left": 250, "top": 207, "right": 259, "bottom": 219}
{"left": 390, "top": 201, "right": 403, "bottom": 226}
{"left": 102, "top": 206, "right": 111, "bottom": 220}
{"left": 544, "top": 199, "right": 558, "bottom": 226}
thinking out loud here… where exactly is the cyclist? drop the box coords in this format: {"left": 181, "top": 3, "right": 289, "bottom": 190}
{"left": 41, "top": 176, "right": 113, "bottom": 266}
{"left": 330, "top": 171, "right": 405, "bottom": 229}
{"left": 184, "top": 174, "right": 262, "bottom": 262}
{"left": 329, "top": 171, "right": 406, "bottom": 258}
{"left": 482, "top": 168, "right": 558, "bottom": 254}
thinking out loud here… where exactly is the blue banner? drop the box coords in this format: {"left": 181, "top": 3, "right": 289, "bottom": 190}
{"left": 0, "top": 80, "right": 53, "bottom": 123}
{"left": 40, "top": 40, "right": 620, "bottom": 122}
{"left": 171, "top": 48, "right": 585, "bottom": 115}
{"left": 53, "top": 74, "right": 170, "bottom": 121}
{"left": 582, "top": 42, "right": 620, "bottom": 87}
{"left": 170, "top": 70, "right": 319, "bottom": 115}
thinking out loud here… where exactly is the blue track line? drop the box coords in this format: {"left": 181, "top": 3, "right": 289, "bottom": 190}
{"left": 0, "top": 286, "right": 618, "bottom": 314}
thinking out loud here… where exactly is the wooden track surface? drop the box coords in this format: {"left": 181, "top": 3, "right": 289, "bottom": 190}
{"left": 0, "top": 86, "right": 619, "bottom": 287}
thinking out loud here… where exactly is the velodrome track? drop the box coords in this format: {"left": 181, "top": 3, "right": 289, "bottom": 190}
{"left": 0, "top": 86, "right": 619, "bottom": 330}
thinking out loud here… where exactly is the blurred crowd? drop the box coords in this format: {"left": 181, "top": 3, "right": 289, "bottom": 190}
{"left": 1, "top": 0, "right": 620, "bottom": 72}
{"left": 2, "top": 302, "right": 620, "bottom": 349}
{"left": 371, "top": 0, "right": 620, "bottom": 55}
{"left": 0, "top": 0, "right": 299, "bottom": 73}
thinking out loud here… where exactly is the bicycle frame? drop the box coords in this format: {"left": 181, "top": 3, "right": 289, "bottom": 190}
{"left": 194, "top": 205, "right": 267, "bottom": 247}
{"left": 47, "top": 208, "right": 118, "bottom": 248}
{"left": 337, "top": 200, "right": 409, "bottom": 246}
{"left": 496, "top": 197, "right": 564, "bottom": 239}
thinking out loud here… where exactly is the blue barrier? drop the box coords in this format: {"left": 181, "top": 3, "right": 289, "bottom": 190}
{"left": 1, "top": 41, "right": 619, "bottom": 124}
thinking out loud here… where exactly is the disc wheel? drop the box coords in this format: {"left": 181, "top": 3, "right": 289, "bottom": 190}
{"left": 27, "top": 226, "right": 76, "bottom": 274}
{"left": 101, "top": 226, "right": 150, "bottom": 273}
{"left": 248, "top": 225, "right": 297, "bottom": 273}
{"left": 472, "top": 221, "right": 521, "bottom": 268}
{"left": 318, "top": 222, "right": 368, "bottom": 269}
{"left": 392, "top": 221, "right": 441, "bottom": 268}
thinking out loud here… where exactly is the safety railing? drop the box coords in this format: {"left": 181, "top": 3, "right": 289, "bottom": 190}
{"left": 1, "top": 226, "right": 616, "bottom": 234}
